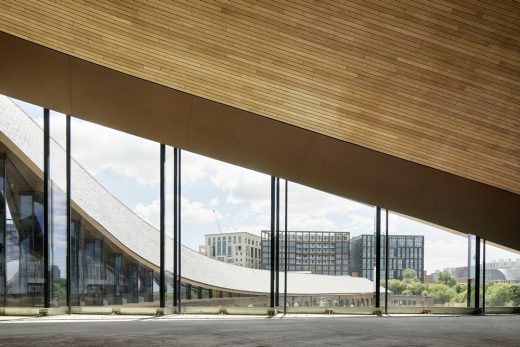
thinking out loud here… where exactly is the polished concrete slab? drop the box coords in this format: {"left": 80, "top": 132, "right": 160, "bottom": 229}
{"left": 0, "top": 314, "right": 518, "bottom": 346}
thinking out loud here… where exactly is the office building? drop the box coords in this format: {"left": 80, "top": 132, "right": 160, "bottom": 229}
{"left": 201, "top": 232, "right": 261, "bottom": 269}
{"left": 350, "top": 234, "right": 424, "bottom": 282}
{"left": 261, "top": 231, "right": 350, "bottom": 275}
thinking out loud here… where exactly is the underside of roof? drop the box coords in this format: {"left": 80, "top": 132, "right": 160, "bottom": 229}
{"left": 0, "top": 1, "right": 518, "bottom": 250}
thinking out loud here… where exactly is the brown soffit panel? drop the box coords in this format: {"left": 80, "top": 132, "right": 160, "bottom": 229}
{"left": 412, "top": 171, "right": 520, "bottom": 249}
{"left": 0, "top": 32, "right": 519, "bottom": 251}
{"left": 69, "top": 58, "right": 192, "bottom": 148}
{"left": 0, "top": 32, "right": 71, "bottom": 114}
{"left": 300, "top": 134, "right": 435, "bottom": 214}
{"left": 188, "top": 96, "right": 314, "bottom": 180}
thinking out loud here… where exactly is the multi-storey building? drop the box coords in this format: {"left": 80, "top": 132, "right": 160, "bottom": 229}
{"left": 350, "top": 234, "right": 424, "bottom": 282}
{"left": 260, "top": 231, "right": 350, "bottom": 276}
{"left": 201, "top": 232, "right": 262, "bottom": 269}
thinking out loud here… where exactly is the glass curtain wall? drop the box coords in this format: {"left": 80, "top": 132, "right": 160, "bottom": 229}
{"left": 285, "top": 182, "right": 375, "bottom": 312}
{"left": 2, "top": 94, "right": 519, "bottom": 314}
{"left": 181, "top": 151, "right": 270, "bottom": 311}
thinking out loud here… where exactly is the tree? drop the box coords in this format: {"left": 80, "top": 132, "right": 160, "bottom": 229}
{"left": 403, "top": 268, "right": 418, "bottom": 281}
{"left": 486, "top": 283, "right": 512, "bottom": 306}
{"left": 387, "top": 279, "right": 406, "bottom": 295}
{"left": 427, "top": 283, "right": 456, "bottom": 304}
{"left": 403, "top": 281, "right": 426, "bottom": 296}
{"left": 436, "top": 270, "right": 457, "bottom": 287}
{"left": 510, "top": 285, "right": 520, "bottom": 306}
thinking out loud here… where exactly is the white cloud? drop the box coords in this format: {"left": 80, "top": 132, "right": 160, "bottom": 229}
{"left": 134, "top": 195, "right": 221, "bottom": 229}
{"left": 46, "top": 115, "right": 212, "bottom": 187}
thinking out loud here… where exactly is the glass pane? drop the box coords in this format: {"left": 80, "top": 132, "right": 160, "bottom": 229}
{"left": 1, "top": 97, "right": 45, "bottom": 307}
{"left": 49, "top": 110, "right": 67, "bottom": 307}
{"left": 70, "top": 118, "right": 160, "bottom": 307}
{"left": 384, "top": 213, "right": 468, "bottom": 312}
{"left": 285, "top": 182, "right": 375, "bottom": 312}
{"left": 484, "top": 243, "right": 520, "bottom": 308}
{"left": 181, "top": 151, "right": 269, "bottom": 309}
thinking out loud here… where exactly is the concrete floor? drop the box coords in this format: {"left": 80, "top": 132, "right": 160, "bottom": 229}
{"left": 0, "top": 314, "right": 518, "bottom": 346}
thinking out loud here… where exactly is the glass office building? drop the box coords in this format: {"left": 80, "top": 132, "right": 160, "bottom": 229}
{"left": 261, "top": 231, "right": 350, "bottom": 276}
{"left": 350, "top": 234, "right": 424, "bottom": 282}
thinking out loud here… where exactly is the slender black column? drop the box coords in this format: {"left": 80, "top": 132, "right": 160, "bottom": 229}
{"left": 384, "top": 209, "right": 389, "bottom": 314}
{"left": 482, "top": 239, "right": 486, "bottom": 314}
{"left": 173, "top": 148, "right": 178, "bottom": 309}
{"left": 178, "top": 149, "right": 182, "bottom": 310}
{"left": 173, "top": 148, "right": 181, "bottom": 311}
{"left": 43, "top": 108, "right": 50, "bottom": 308}
{"left": 475, "top": 235, "right": 481, "bottom": 310}
{"left": 159, "top": 144, "right": 165, "bottom": 308}
{"left": 275, "top": 177, "right": 280, "bottom": 307}
{"left": 270, "top": 176, "right": 275, "bottom": 308}
{"left": 66, "top": 115, "right": 71, "bottom": 311}
{"left": 284, "top": 180, "right": 288, "bottom": 314}
{"left": 1, "top": 154, "right": 6, "bottom": 307}
{"left": 375, "top": 206, "right": 381, "bottom": 308}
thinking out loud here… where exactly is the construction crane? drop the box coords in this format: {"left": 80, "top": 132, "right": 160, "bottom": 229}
{"left": 212, "top": 209, "right": 222, "bottom": 234}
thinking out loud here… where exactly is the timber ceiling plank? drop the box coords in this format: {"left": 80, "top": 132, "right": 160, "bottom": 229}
{"left": 0, "top": 0, "right": 518, "bottom": 194}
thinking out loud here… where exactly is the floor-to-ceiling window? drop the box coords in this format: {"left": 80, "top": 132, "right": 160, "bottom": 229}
{"left": 180, "top": 151, "right": 270, "bottom": 311}
{"left": 382, "top": 212, "right": 469, "bottom": 312}
{"left": 483, "top": 242, "right": 520, "bottom": 309}
{"left": 284, "top": 182, "right": 375, "bottom": 312}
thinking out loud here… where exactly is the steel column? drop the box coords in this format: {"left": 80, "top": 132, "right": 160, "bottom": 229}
{"left": 475, "top": 235, "right": 481, "bottom": 310}
{"left": 66, "top": 115, "right": 71, "bottom": 311}
{"left": 1, "top": 154, "right": 6, "bottom": 307}
{"left": 275, "top": 177, "right": 280, "bottom": 307}
{"left": 173, "top": 148, "right": 182, "bottom": 311}
{"left": 284, "top": 180, "right": 288, "bottom": 314}
{"left": 173, "top": 148, "right": 180, "bottom": 311}
{"left": 270, "top": 176, "right": 275, "bottom": 308}
{"left": 482, "top": 239, "right": 486, "bottom": 314}
{"left": 159, "top": 144, "right": 165, "bottom": 308}
{"left": 375, "top": 206, "right": 381, "bottom": 308}
{"left": 43, "top": 108, "right": 50, "bottom": 308}
{"left": 384, "top": 209, "right": 389, "bottom": 314}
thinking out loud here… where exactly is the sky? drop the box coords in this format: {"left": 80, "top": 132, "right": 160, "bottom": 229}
{"left": 11, "top": 97, "right": 520, "bottom": 274}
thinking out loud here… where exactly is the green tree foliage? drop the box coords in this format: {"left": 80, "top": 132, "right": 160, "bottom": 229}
{"left": 403, "top": 280, "right": 426, "bottom": 296}
{"left": 510, "top": 285, "right": 520, "bottom": 306}
{"left": 382, "top": 268, "right": 520, "bottom": 307}
{"left": 436, "top": 270, "right": 457, "bottom": 287}
{"left": 427, "top": 283, "right": 456, "bottom": 304}
{"left": 387, "top": 279, "right": 406, "bottom": 295}
{"left": 403, "top": 268, "right": 418, "bottom": 281}
{"left": 485, "top": 283, "right": 512, "bottom": 306}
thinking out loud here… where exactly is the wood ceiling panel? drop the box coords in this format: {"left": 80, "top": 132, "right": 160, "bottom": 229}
{"left": 0, "top": 0, "right": 518, "bottom": 194}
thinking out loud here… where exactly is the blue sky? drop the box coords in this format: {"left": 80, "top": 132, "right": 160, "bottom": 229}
{"left": 12, "top": 98, "right": 519, "bottom": 274}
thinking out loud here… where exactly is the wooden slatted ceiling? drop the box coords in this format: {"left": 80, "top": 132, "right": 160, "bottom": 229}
{"left": 0, "top": 0, "right": 519, "bottom": 194}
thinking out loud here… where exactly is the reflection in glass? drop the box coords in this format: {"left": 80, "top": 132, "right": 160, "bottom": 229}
{"left": 2, "top": 156, "right": 45, "bottom": 306}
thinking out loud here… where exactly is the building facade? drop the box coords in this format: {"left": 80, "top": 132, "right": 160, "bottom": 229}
{"left": 350, "top": 234, "right": 424, "bottom": 282}
{"left": 260, "top": 231, "right": 350, "bottom": 276}
{"left": 201, "top": 232, "right": 262, "bottom": 269}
